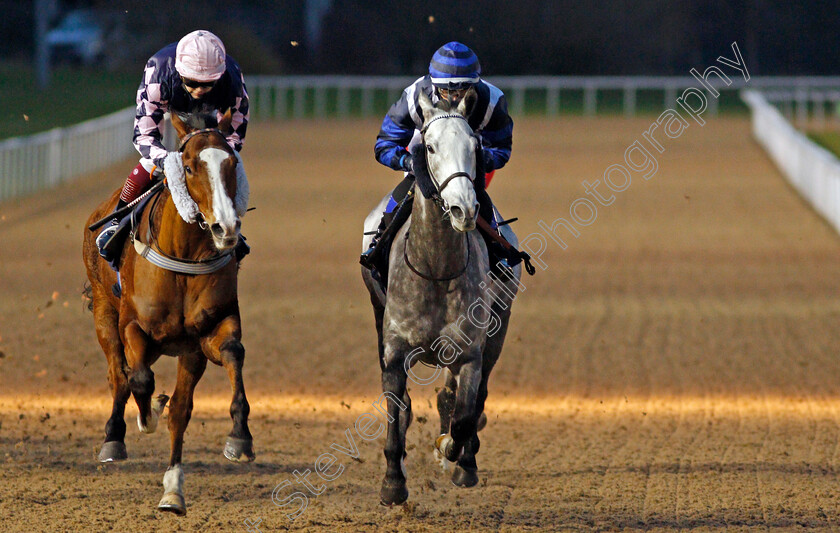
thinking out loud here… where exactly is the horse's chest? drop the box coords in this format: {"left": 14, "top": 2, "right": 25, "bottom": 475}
{"left": 132, "top": 292, "right": 232, "bottom": 341}
{"left": 385, "top": 292, "right": 484, "bottom": 349}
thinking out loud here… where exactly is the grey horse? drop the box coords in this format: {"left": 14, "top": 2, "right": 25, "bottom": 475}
{"left": 362, "top": 90, "right": 523, "bottom": 505}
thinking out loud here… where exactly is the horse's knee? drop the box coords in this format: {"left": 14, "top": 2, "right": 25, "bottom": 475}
{"left": 129, "top": 368, "right": 154, "bottom": 398}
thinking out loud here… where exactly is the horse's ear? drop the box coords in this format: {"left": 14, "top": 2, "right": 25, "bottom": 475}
{"left": 218, "top": 109, "right": 233, "bottom": 135}
{"left": 170, "top": 111, "right": 191, "bottom": 140}
{"left": 457, "top": 87, "right": 478, "bottom": 117}
{"left": 418, "top": 90, "right": 436, "bottom": 122}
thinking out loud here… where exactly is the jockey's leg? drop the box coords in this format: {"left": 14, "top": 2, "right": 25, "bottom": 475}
{"left": 475, "top": 186, "right": 509, "bottom": 274}
{"left": 360, "top": 175, "right": 415, "bottom": 276}
{"left": 97, "top": 162, "right": 153, "bottom": 259}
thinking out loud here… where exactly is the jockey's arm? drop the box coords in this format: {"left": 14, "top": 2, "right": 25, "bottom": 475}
{"left": 132, "top": 66, "right": 170, "bottom": 173}
{"left": 374, "top": 88, "right": 418, "bottom": 171}
{"left": 225, "top": 68, "right": 250, "bottom": 153}
{"left": 478, "top": 93, "right": 513, "bottom": 173}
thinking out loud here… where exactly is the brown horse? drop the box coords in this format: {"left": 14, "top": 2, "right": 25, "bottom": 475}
{"left": 82, "top": 112, "right": 253, "bottom": 516}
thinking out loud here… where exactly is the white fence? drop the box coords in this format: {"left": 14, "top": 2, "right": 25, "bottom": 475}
{"left": 246, "top": 75, "right": 840, "bottom": 119}
{"left": 759, "top": 89, "right": 840, "bottom": 130}
{"left": 0, "top": 107, "right": 135, "bottom": 203}
{"left": 5, "top": 76, "right": 840, "bottom": 204}
{"left": 742, "top": 89, "right": 840, "bottom": 234}
{"left": 0, "top": 107, "right": 182, "bottom": 204}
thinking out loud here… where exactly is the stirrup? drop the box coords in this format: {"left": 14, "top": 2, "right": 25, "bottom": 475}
{"left": 360, "top": 233, "right": 382, "bottom": 270}
{"left": 96, "top": 219, "right": 119, "bottom": 258}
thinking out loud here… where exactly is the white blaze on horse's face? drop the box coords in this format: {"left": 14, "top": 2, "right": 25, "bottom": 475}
{"left": 199, "top": 147, "right": 241, "bottom": 250}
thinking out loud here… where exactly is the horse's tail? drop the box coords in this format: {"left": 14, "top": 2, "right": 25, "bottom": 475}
{"left": 82, "top": 282, "right": 94, "bottom": 312}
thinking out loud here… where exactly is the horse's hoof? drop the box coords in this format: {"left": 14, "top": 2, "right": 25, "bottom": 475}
{"left": 137, "top": 394, "right": 169, "bottom": 434}
{"left": 224, "top": 437, "right": 255, "bottom": 463}
{"left": 435, "top": 433, "right": 459, "bottom": 462}
{"left": 379, "top": 481, "right": 408, "bottom": 506}
{"left": 158, "top": 492, "right": 186, "bottom": 516}
{"left": 98, "top": 441, "right": 127, "bottom": 462}
{"left": 477, "top": 412, "right": 487, "bottom": 432}
{"left": 152, "top": 394, "right": 170, "bottom": 418}
{"left": 451, "top": 465, "right": 479, "bottom": 487}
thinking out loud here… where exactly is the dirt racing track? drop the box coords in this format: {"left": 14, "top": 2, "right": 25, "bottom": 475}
{"left": 3, "top": 116, "right": 840, "bottom": 532}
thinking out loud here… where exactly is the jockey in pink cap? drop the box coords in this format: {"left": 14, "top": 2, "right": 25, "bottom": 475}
{"left": 96, "top": 30, "right": 250, "bottom": 264}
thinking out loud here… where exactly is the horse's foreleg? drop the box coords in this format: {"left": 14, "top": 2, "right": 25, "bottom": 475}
{"left": 123, "top": 321, "right": 167, "bottom": 434}
{"left": 437, "top": 357, "right": 482, "bottom": 487}
{"left": 92, "top": 293, "right": 130, "bottom": 462}
{"left": 158, "top": 350, "right": 206, "bottom": 516}
{"left": 450, "top": 373, "right": 491, "bottom": 488}
{"left": 436, "top": 369, "right": 457, "bottom": 435}
{"left": 201, "top": 315, "right": 254, "bottom": 462}
{"left": 380, "top": 347, "right": 409, "bottom": 506}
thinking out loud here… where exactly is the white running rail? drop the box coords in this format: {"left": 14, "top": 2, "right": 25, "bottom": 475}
{"left": 742, "top": 89, "right": 840, "bottom": 233}
{"left": 0, "top": 106, "right": 135, "bottom": 203}
{"left": 5, "top": 77, "right": 840, "bottom": 204}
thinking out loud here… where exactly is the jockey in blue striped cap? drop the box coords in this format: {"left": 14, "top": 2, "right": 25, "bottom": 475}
{"left": 361, "top": 41, "right": 516, "bottom": 281}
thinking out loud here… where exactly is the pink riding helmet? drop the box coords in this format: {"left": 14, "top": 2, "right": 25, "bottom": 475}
{"left": 175, "top": 30, "right": 227, "bottom": 82}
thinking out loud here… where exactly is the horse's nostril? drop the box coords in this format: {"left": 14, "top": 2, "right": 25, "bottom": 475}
{"left": 210, "top": 223, "right": 225, "bottom": 239}
{"left": 450, "top": 206, "right": 465, "bottom": 221}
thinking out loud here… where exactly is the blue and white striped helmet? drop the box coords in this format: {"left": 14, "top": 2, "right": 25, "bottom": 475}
{"left": 429, "top": 42, "right": 481, "bottom": 89}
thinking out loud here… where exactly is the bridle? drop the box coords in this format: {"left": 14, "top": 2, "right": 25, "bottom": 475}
{"left": 131, "top": 127, "right": 235, "bottom": 274}
{"left": 419, "top": 113, "right": 476, "bottom": 210}
{"left": 177, "top": 127, "right": 223, "bottom": 152}
{"left": 176, "top": 127, "right": 230, "bottom": 231}
{"left": 403, "top": 113, "right": 476, "bottom": 282}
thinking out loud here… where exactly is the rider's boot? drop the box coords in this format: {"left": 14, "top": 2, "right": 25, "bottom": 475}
{"left": 474, "top": 187, "right": 511, "bottom": 277}
{"left": 360, "top": 176, "right": 415, "bottom": 281}
{"left": 97, "top": 163, "right": 152, "bottom": 262}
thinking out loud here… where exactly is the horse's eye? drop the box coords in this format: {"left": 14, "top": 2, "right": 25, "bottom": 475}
{"left": 184, "top": 166, "right": 192, "bottom": 175}
{"left": 427, "top": 144, "right": 436, "bottom": 154}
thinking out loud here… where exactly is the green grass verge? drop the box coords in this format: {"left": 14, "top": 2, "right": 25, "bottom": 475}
{"left": 0, "top": 62, "right": 137, "bottom": 141}
{"left": 807, "top": 131, "right": 840, "bottom": 159}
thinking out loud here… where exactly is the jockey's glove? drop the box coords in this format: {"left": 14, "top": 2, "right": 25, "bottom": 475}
{"left": 399, "top": 153, "right": 414, "bottom": 174}
{"left": 154, "top": 151, "right": 181, "bottom": 175}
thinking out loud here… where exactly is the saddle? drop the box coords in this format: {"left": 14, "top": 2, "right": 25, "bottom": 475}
{"left": 90, "top": 184, "right": 163, "bottom": 272}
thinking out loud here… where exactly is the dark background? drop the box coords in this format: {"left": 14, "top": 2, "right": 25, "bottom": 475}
{"left": 0, "top": 0, "right": 832, "bottom": 76}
